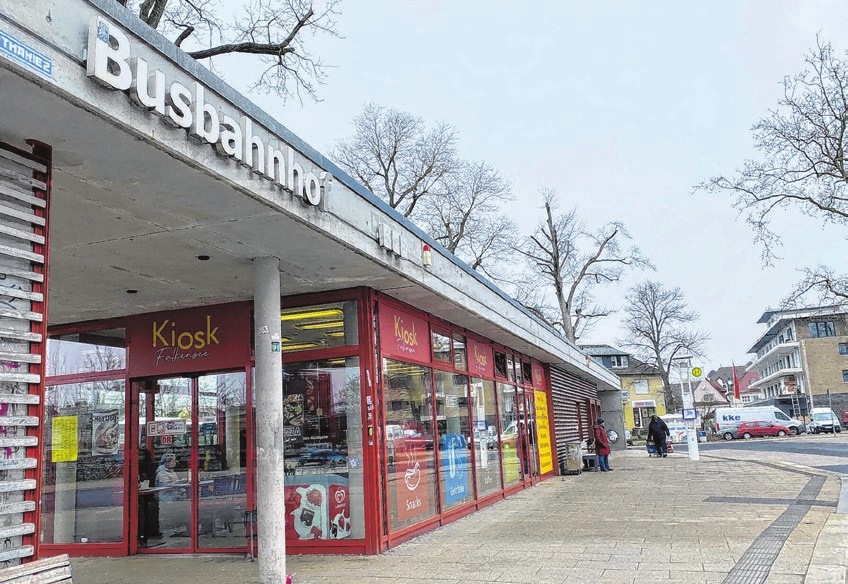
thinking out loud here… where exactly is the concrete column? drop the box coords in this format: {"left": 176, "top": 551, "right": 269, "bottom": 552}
{"left": 253, "top": 256, "right": 285, "bottom": 583}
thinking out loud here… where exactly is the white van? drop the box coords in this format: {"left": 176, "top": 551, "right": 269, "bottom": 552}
{"left": 714, "top": 406, "right": 805, "bottom": 440}
{"left": 660, "top": 414, "right": 691, "bottom": 443}
{"left": 808, "top": 408, "right": 842, "bottom": 434}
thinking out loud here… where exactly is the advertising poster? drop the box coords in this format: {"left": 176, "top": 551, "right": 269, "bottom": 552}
{"left": 394, "top": 437, "right": 431, "bottom": 521}
{"left": 286, "top": 483, "right": 327, "bottom": 539}
{"left": 534, "top": 390, "right": 554, "bottom": 474}
{"left": 502, "top": 438, "right": 520, "bottom": 483}
{"left": 284, "top": 479, "right": 351, "bottom": 540}
{"left": 327, "top": 484, "right": 352, "bottom": 539}
{"left": 91, "top": 409, "right": 121, "bottom": 456}
{"left": 440, "top": 434, "right": 469, "bottom": 505}
{"left": 52, "top": 416, "right": 78, "bottom": 462}
{"left": 283, "top": 393, "right": 304, "bottom": 444}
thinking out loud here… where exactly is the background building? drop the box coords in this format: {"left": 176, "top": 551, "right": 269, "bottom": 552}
{"left": 582, "top": 345, "right": 666, "bottom": 437}
{"left": 747, "top": 306, "right": 848, "bottom": 420}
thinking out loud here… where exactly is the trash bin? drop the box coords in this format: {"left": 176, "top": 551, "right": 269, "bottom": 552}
{"left": 559, "top": 443, "right": 583, "bottom": 475}
{"left": 697, "top": 430, "right": 707, "bottom": 443}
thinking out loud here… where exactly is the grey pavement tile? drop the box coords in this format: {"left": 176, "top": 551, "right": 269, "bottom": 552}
{"left": 763, "top": 573, "right": 805, "bottom": 584}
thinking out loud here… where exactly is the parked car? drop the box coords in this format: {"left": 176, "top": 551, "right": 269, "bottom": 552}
{"left": 808, "top": 408, "right": 842, "bottom": 434}
{"left": 736, "top": 421, "right": 790, "bottom": 439}
{"left": 715, "top": 406, "right": 805, "bottom": 440}
{"left": 625, "top": 428, "right": 633, "bottom": 446}
{"left": 296, "top": 449, "right": 347, "bottom": 468}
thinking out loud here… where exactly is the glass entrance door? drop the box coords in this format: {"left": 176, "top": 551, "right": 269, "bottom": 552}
{"left": 135, "top": 372, "right": 247, "bottom": 553}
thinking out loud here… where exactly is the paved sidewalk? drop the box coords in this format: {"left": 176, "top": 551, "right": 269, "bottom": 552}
{"left": 71, "top": 448, "right": 847, "bottom": 584}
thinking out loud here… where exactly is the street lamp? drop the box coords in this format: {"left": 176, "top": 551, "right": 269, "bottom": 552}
{"left": 670, "top": 355, "right": 700, "bottom": 462}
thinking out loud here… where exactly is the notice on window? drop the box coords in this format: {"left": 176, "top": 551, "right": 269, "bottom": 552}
{"left": 92, "top": 409, "right": 121, "bottom": 456}
{"left": 534, "top": 390, "right": 553, "bottom": 474}
{"left": 52, "top": 416, "right": 78, "bottom": 462}
{"left": 146, "top": 419, "right": 186, "bottom": 436}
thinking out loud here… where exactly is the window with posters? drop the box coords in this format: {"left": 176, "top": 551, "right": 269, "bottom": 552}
{"left": 498, "top": 382, "right": 521, "bottom": 486}
{"left": 383, "top": 359, "right": 438, "bottom": 530}
{"left": 41, "top": 381, "right": 127, "bottom": 544}
{"left": 435, "top": 371, "right": 473, "bottom": 511}
{"left": 283, "top": 358, "right": 363, "bottom": 540}
{"left": 471, "top": 377, "right": 502, "bottom": 496}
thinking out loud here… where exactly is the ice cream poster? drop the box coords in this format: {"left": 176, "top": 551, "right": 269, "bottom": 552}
{"left": 285, "top": 482, "right": 351, "bottom": 540}
{"left": 91, "top": 409, "right": 120, "bottom": 456}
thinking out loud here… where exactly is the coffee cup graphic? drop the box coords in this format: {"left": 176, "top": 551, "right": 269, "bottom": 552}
{"left": 404, "top": 461, "right": 421, "bottom": 490}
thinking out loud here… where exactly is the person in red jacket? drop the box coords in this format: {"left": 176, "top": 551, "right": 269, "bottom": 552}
{"left": 594, "top": 417, "right": 612, "bottom": 472}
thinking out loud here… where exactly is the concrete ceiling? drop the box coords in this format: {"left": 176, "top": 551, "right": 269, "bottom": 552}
{"left": 0, "top": 67, "right": 405, "bottom": 327}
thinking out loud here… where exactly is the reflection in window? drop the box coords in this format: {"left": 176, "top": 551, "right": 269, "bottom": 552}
{"left": 472, "top": 378, "right": 502, "bottom": 496}
{"left": 280, "top": 302, "right": 358, "bottom": 353}
{"left": 283, "top": 358, "right": 363, "bottom": 540}
{"left": 522, "top": 362, "right": 532, "bottom": 386}
{"left": 498, "top": 383, "right": 521, "bottom": 486}
{"left": 197, "top": 373, "right": 247, "bottom": 549}
{"left": 435, "top": 371, "right": 472, "bottom": 510}
{"left": 383, "top": 359, "right": 438, "bottom": 531}
{"left": 809, "top": 321, "right": 835, "bottom": 338}
{"left": 494, "top": 352, "right": 507, "bottom": 378}
{"left": 634, "top": 380, "right": 649, "bottom": 395}
{"left": 453, "top": 334, "right": 467, "bottom": 371}
{"left": 432, "top": 331, "right": 451, "bottom": 363}
{"left": 41, "top": 380, "right": 126, "bottom": 544}
{"left": 47, "top": 329, "right": 126, "bottom": 376}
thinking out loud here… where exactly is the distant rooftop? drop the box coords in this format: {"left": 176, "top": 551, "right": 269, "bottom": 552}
{"left": 580, "top": 344, "right": 628, "bottom": 357}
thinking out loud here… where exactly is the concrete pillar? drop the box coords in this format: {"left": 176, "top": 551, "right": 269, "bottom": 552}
{"left": 253, "top": 256, "right": 285, "bottom": 582}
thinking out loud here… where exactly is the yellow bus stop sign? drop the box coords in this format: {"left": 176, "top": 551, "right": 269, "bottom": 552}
{"left": 691, "top": 367, "right": 703, "bottom": 378}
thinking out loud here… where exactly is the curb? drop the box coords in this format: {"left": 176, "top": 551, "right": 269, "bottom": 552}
{"left": 804, "top": 514, "right": 848, "bottom": 584}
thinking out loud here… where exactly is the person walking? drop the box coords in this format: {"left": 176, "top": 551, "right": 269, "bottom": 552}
{"left": 594, "top": 417, "right": 612, "bottom": 471}
{"left": 647, "top": 414, "right": 670, "bottom": 458}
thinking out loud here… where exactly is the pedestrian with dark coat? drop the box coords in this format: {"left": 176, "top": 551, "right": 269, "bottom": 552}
{"left": 647, "top": 414, "right": 670, "bottom": 458}
{"left": 593, "top": 417, "right": 612, "bottom": 471}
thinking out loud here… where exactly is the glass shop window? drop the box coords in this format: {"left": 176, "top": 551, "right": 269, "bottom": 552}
{"left": 47, "top": 328, "right": 126, "bottom": 376}
{"left": 522, "top": 362, "right": 532, "bottom": 386}
{"left": 41, "top": 380, "right": 127, "bottom": 544}
{"left": 498, "top": 382, "right": 521, "bottom": 487}
{"left": 494, "top": 352, "right": 508, "bottom": 378}
{"left": 283, "top": 357, "right": 364, "bottom": 540}
{"left": 435, "top": 371, "right": 473, "bottom": 511}
{"left": 453, "top": 334, "right": 467, "bottom": 371}
{"left": 471, "top": 377, "right": 502, "bottom": 496}
{"left": 432, "top": 330, "right": 452, "bottom": 363}
{"left": 383, "top": 359, "right": 438, "bottom": 531}
{"left": 280, "top": 301, "right": 358, "bottom": 354}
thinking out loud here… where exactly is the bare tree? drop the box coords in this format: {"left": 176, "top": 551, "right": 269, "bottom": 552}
{"left": 518, "top": 188, "right": 652, "bottom": 342}
{"left": 621, "top": 280, "right": 709, "bottom": 411}
{"left": 332, "top": 103, "right": 460, "bottom": 218}
{"left": 699, "top": 38, "right": 848, "bottom": 303}
{"left": 121, "top": 0, "right": 340, "bottom": 100}
{"left": 416, "top": 161, "right": 519, "bottom": 279}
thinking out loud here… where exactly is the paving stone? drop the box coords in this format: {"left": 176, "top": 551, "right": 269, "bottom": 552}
{"left": 66, "top": 449, "right": 848, "bottom": 584}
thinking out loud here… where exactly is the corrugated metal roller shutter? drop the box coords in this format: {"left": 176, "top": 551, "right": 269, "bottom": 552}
{"left": 550, "top": 365, "right": 597, "bottom": 466}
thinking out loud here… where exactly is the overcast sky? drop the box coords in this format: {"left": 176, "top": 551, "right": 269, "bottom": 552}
{"left": 218, "top": 0, "right": 848, "bottom": 369}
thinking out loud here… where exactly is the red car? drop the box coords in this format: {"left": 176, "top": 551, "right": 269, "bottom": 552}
{"left": 736, "top": 421, "right": 790, "bottom": 439}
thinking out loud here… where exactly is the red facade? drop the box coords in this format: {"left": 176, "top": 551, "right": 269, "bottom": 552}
{"left": 39, "top": 289, "right": 558, "bottom": 558}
